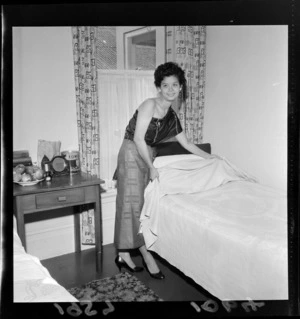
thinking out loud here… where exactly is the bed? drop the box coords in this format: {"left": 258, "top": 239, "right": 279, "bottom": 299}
{"left": 140, "top": 142, "right": 288, "bottom": 301}
{"left": 13, "top": 216, "right": 78, "bottom": 302}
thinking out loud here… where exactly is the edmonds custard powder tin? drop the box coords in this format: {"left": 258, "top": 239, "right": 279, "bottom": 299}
{"left": 61, "top": 151, "right": 81, "bottom": 174}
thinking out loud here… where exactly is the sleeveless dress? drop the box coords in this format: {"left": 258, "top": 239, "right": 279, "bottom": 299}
{"left": 114, "top": 106, "right": 183, "bottom": 250}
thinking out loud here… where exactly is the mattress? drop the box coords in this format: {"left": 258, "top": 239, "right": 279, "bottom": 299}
{"left": 150, "top": 180, "right": 288, "bottom": 301}
{"left": 13, "top": 218, "right": 78, "bottom": 302}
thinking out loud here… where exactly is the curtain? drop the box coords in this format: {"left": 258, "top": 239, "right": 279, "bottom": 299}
{"left": 72, "top": 26, "right": 100, "bottom": 245}
{"left": 98, "top": 70, "right": 157, "bottom": 181}
{"left": 166, "top": 26, "right": 206, "bottom": 144}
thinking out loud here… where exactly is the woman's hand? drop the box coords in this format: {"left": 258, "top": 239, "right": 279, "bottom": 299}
{"left": 150, "top": 167, "right": 159, "bottom": 182}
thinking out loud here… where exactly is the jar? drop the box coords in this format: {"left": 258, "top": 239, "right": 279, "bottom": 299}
{"left": 61, "top": 151, "right": 81, "bottom": 174}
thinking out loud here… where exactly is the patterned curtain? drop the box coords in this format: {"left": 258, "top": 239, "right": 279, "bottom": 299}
{"left": 72, "top": 26, "right": 100, "bottom": 245}
{"left": 166, "top": 26, "right": 206, "bottom": 144}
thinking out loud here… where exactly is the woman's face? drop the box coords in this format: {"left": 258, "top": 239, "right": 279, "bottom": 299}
{"left": 159, "top": 75, "right": 182, "bottom": 102}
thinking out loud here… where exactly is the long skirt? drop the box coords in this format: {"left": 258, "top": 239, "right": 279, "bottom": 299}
{"left": 114, "top": 139, "right": 154, "bottom": 250}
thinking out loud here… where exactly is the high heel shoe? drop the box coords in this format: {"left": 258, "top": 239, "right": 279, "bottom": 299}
{"left": 142, "top": 260, "right": 165, "bottom": 280}
{"left": 114, "top": 256, "right": 144, "bottom": 273}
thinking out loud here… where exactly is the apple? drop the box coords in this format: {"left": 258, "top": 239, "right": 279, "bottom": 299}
{"left": 32, "top": 166, "right": 40, "bottom": 172}
{"left": 13, "top": 170, "right": 22, "bottom": 182}
{"left": 21, "top": 173, "right": 32, "bottom": 182}
{"left": 33, "top": 168, "right": 44, "bottom": 180}
{"left": 25, "top": 166, "right": 35, "bottom": 175}
{"left": 15, "top": 164, "right": 26, "bottom": 174}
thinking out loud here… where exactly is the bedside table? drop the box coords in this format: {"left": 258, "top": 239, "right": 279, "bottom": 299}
{"left": 13, "top": 172, "right": 105, "bottom": 272}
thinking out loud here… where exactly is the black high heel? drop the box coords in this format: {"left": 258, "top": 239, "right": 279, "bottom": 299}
{"left": 142, "top": 260, "right": 165, "bottom": 280}
{"left": 114, "top": 256, "right": 144, "bottom": 273}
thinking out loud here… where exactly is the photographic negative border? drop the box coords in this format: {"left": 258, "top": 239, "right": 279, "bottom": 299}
{"left": 1, "top": 1, "right": 299, "bottom": 317}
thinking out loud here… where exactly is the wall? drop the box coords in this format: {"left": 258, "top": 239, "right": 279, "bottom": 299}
{"left": 204, "top": 26, "right": 288, "bottom": 191}
{"left": 13, "top": 27, "right": 78, "bottom": 161}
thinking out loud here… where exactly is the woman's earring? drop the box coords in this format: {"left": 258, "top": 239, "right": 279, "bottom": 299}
{"left": 179, "top": 90, "right": 182, "bottom": 100}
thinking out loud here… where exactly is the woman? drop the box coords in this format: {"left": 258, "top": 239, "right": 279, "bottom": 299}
{"left": 114, "top": 62, "right": 216, "bottom": 279}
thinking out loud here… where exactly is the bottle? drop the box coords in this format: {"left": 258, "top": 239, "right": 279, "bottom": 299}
{"left": 44, "top": 163, "right": 52, "bottom": 182}
{"left": 41, "top": 155, "right": 50, "bottom": 171}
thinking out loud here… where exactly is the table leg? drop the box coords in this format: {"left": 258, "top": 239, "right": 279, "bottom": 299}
{"left": 74, "top": 206, "right": 81, "bottom": 252}
{"left": 94, "top": 185, "right": 103, "bottom": 272}
{"left": 14, "top": 197, "right": 26, "bottom": 250}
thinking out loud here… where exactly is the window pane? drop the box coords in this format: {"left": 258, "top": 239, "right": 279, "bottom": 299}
{"left": 128, "top": 30, "right": 156, "bottom": 70}
{"left": 96, "top": 27, "right": 117, "bottom": 69}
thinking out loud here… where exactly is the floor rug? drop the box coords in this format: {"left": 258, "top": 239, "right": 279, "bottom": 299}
{"left": 68, "top": 272, "right": 164, "bottom": 302}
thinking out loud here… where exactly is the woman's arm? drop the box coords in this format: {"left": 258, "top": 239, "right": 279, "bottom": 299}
{"left": 175, "top": 131, "right": 216, "bottom": 159}
{"left": 133, "top": 99, "right": 159, "bottom": 181}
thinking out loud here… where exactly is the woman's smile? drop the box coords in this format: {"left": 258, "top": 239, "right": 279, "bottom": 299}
{"left": 159, "top": 75, "right": 181, "bottom": 101}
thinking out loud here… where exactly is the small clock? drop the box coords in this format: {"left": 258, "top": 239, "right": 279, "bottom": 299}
{"left": 50, "top": 156, "right": 69, "bottom": 176}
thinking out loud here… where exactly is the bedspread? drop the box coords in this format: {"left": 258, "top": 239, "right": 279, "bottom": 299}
{"left": 151, "top": 181, "right": 287, "bottom": 300}
{"left": 13, "top": 218, "right": 78, "bottom": 302}
{"left": 139, "top": 154, "right": 258, "bottom": 249}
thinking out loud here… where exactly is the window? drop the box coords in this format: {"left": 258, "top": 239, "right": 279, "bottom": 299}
{"left": 96, "top": 26, "right": 165, "bottom": 181}
{"left": 124, "top": 26, "right": 165, "bottom": 70}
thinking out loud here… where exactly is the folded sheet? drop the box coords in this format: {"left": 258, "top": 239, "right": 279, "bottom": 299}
{"left": 139, "top": 155, "right": 258, "bottom": 248}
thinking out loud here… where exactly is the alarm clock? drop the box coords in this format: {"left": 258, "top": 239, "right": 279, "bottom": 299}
{"left": 48, "top": 156, "right": 69, "bottom": 176}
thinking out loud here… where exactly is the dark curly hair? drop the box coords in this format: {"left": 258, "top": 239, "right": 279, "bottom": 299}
{"left": 154, "top": 62, "right": 187, "bottom": 101}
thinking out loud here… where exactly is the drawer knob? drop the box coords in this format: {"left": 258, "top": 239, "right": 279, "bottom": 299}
{"left": 58, "top": 196, "right": 67, "bottom": 202}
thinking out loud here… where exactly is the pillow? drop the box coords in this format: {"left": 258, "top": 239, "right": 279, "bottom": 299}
{"left": 154, "top": 142, "right": 211, "bottom": 157}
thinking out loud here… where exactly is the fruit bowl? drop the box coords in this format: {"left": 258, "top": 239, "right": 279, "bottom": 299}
{"left": 13, "top": 164, "right": 45, "bottom": 186}
{"left": 14, "top": 178, "right": 45, "bottom": 187}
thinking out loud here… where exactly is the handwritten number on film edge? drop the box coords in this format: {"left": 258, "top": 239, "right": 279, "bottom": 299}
{"left": 53, "top": 301, "right": 115, "bottom": 316}
{"left": 53, "top": 299, "right": 264, "bottom": 316}
{"left": 190, "top": 299, "right": 265, "bottom": 313}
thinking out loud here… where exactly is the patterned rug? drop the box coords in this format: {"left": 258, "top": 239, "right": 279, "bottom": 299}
{"left": 68, "top": 272, "right": 163, "bottom": 302}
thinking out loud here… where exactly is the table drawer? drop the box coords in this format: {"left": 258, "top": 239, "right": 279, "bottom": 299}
{"left": 35, "top": 188, "right": 85, "bottom": 209}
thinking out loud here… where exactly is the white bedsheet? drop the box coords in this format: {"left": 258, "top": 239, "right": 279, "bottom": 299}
{"left": 140, "top": 155, "right": 258, "bottom": 248}
{"left": 139, "top": 155, "right": 288, "bottom": 300}
{"left": 13, "top": 218, "right": 78, "bottom": 302}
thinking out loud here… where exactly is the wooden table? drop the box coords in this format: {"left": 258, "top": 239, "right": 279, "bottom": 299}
{"left": 13, "top": 172, "right": 105, "bottom": 272}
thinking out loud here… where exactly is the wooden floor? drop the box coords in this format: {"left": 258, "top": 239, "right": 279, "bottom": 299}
{"left": 41, "top": 243, "right": 214, "bottom": 302}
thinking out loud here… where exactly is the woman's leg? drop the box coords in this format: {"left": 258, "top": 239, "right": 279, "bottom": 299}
{"left": 139, "top": 245, "right": 160, "bottom": 274}
{"left": 117, "top": 251, "right": 137, "bottom": 269}
{"left": 114, "top": 140, "right": 145, "bottom": 267}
